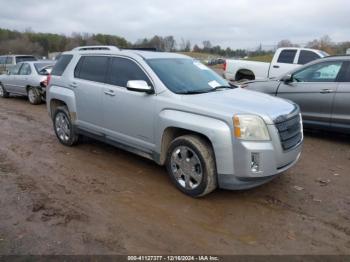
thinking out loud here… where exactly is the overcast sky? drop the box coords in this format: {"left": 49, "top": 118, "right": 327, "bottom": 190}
{"left": 0, "top": 0, "right": 349, "bottom": 49}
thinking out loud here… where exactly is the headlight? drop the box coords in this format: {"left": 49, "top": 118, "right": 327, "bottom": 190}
{"left": 233, "top": 115, "right": 270, "bottom": 141}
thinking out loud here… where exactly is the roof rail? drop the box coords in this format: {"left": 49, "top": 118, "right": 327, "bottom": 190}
{"left": 72, "top": 45, "right": 120, "bottom": 51}
{"left": 123, "top": 47, "right": 158, "bottom": 52}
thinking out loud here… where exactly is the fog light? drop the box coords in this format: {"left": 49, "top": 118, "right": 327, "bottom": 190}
{"left": 251, "top": 153, "right": 260, "bottom": 173}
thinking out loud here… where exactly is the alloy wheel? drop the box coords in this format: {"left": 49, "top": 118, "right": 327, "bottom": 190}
{"left": 170, "top": 146, "right": 203, "bottom": 190}
{"left": 55, "top": 112, "right": 71, "bottom": 142}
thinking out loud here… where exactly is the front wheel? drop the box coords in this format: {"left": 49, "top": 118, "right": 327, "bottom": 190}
{"left": 27, "top": 87, "right": 42, "bottom": 105}
{"left": 53, "top": 106, "right": 79, "bottom": 146}
{"left": 166, "top": 135, "right": 217, "bottom": 197}
{"left": 0, "top": 83, "right": 10, "bottom": 98}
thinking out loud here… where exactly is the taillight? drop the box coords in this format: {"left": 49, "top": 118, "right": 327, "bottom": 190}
{"left": 40, "top": 75, "right": 51, "bottom": 88}
{"left": 223, "top": 60, "right": 227, "bottom": 71}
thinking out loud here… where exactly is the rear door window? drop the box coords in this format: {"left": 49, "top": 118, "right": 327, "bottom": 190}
{"left": 338, "top": 62, "right": 350, "bottom": 82}
{"left": 0, "top": 57, "right": 5, "bottom": 64}
{"left": 19, "top": 63, "right": 32, "bottom": 75}
{"left": 75, "top": 56, "right": 109, "bottom": 83}
{"left": 51, "top": 55, "right": 73, "bottom": 76}
{"left": 298, "top": 51, "right": 320, "bottom": 65}
{"left": 6, "top": 56, "right": 13, "bottom": 64}
{"left": 107, "top": 57, "right": 151, "bottom": 87}
{"left": 277, "top": 50, "right": 297, "bottom": 64}
{"left": 293, "top": 61, "right": 343, "bottom": 82}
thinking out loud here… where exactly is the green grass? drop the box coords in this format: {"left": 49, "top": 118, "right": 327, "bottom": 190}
{"left": 177, "top": 52, "right": 218, "bottom": 60}
{"left": 245, "top": 54, "right": 273, "bottom": 63}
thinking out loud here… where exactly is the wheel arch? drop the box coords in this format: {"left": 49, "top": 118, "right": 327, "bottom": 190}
{"left": 159, "top": 127, "right": 215, "bottom": 165}
{"left": 156, "top": 110, "right": 234, "bottom": 175}
{"left": 235, "top": 68, "right": 255, "bottom": 81}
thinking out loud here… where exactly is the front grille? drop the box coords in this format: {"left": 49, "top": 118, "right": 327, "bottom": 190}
{"left": 274, "top": 113, "right": 302, "bottom": 151}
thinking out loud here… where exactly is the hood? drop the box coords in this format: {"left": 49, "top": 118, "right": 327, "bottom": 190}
{"left": 180, "top": 88, "right": 297, "bottom": 124}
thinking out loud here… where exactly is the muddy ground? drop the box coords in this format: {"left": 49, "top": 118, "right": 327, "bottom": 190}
{"left": 0, "top": 95, "right": 349, "bottom": 255}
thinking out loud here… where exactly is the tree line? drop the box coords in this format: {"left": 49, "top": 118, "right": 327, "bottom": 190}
{"left": 0, "top": 27, "right": 349, "bottom": 58}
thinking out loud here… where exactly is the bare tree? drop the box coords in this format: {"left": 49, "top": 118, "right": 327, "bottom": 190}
{"left": 277, "top": 39, "right": 299, "bottom": 48}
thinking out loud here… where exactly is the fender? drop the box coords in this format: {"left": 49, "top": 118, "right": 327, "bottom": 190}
{"left": 156, "top": 109, "right": 235, "bottom": 175}
{"left": 47, "top": 85, "right": 77, "bottom": 120}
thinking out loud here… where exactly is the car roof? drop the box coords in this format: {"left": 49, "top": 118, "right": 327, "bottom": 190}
{"left": 320, "top": 55, "right": 350, "bottom": 61}
{"left": 17, "top": 60, "right": 55, "bottom": 65}
{"left": 0, "top": 55, "right": 36, "bottom": 57}
{"left": 63, "top": 46, "right": 191, "bottom": 60}
{"left": 124, "top": 50, "right": 190, "bottom": 60}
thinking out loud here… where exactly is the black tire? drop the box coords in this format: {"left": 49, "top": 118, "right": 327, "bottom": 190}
{"left": 0, "top": 83, "right": 10, "bottom": 98}
{"left": 53, "top": 106, "right": 79, "bottom": 146}
{"left": 27, "top": 87, "right": 42, "bottom": 105}
{"left": 166, "top": 135, "right": 217, "bottom": 197}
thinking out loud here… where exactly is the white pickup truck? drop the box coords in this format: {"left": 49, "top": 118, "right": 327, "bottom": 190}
{"left": 224, "top": 47, "right": 329, "bottom": 82}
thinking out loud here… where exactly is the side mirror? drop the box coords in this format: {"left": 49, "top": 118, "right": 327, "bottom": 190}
{"left": 281, "top": 74, "right": 293, "bottom": 83}
{"left": 126, "top": 80, "right": 153, "bottom": 94}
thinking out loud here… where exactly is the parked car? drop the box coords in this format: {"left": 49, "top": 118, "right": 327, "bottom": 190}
{"left": 0, "top": 60, "right": 55, "bottom": 104}
{"left": 245, "top": 56, "right": 350, "bottom": 134}
{"left": 47, "top": 45, "right": 303, "bottom": 197}
{"left": 0, "top": 55, "right": 37, "bottom": 74}
{"left": 224, "top": 47, "right": 329, "bottom": 82}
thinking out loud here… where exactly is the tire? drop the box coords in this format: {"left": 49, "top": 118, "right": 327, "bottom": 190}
{"left": 53, "top": 106, "right": 79, "bottom": 146}
{"left": 166, "top": 135, "right": 217, "bottom": 197}
{"left": 0, "top": 83, "right": 10, "bottom": 98}
{"left": 27, "top": 87, "right": 42, "bottom": 105}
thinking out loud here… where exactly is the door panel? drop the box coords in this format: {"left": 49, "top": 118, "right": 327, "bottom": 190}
{"left": 269, "top": 49, "right": 298, "bottom": 78}
{"left": 73, "top": 56, "right": 109, "bottom": 132}
{"left": 277, "top": 61, "right": 343, "bottom": 127}
{"left": 102, "top": 85, "right": 156, "bottom": 151}
{"left": 277, "top": 82, "right": 337, "bottom": 126}
{"left": 331, "top": 83, "right": 350, "bottom": 132}
{"left": 16, "top": 63, "right": 32, "bottom": 95}
{"left": 2, "top": 63, "right": 23, "bottom": 93}
{"left": 331, "top": 61, "right": 350, "bottom": 132}
{"left": 102, "top": 57, "right": 155, "bottom": 151}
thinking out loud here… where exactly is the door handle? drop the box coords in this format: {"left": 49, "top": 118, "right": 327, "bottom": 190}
{"left": 104, "top": 90, "right": 116, "bottom": 96}
{"left": 70, "top": 82, "right": 78, "bottom": 88}
{"left": 273, "top": 65, "right": 280, "bottom": 68}
{"left": 320, "top": 89, "right": 334, "bottom": 94}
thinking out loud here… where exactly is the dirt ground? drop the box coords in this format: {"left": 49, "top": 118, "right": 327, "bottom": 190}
{"left": 0, "top": 96, "right": 349, "bottom": 255}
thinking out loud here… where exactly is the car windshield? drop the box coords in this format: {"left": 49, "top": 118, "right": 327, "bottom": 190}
{"left": 147, "top": 58, "right": 229, "bottom": 94}
{"left": 34, "top": 63, "right": 54, "bottom": 75}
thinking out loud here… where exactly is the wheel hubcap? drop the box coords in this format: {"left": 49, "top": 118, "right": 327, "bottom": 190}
{"left": 170, "top": 146, "right": 203, "bottom": 190}
{"left": 55, "top": 112, "right": 70, "bottom": 142}
{"left": 28, "top": 89, "right": 35, "bottom": 103}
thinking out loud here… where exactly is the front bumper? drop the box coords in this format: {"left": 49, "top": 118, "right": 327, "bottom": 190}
{"left": 218, "top": 124, "right": 303, "bottom": 190}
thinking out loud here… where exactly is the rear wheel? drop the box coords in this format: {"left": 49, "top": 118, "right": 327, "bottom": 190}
{"left": 0, "top": 83, "right": 10, "bottom": 98}
{"left": 166, "top": 135, "right": 217, "bottom": 197}
{"left": 53, "top": 106, "right": 79, "bottom": 146}
{"left": 27, "top": 87, "right": 42, "bottom": 105}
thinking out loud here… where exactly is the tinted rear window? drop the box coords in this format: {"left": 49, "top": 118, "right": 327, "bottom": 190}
{"left": 277, "top": 50, "right": 297, "bottom": 64}
{"left": 51, "top": 55, "right": 73, "bottom": 76}
{"left": 298, "top": 51, "right": 320, "bottom": 65}
{"left": 16, "top": 56, "right": 37, "bottom": 63}
{"left": 75, "top": 56, "right": 109, "bottom": 83}
{"left": 338, "top": 62, "right": 350, "bottom": 82}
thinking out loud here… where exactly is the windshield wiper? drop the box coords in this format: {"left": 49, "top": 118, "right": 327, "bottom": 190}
{"left": 207, "top": 85, "right": 237, "bottom": 92}
{"left": 178, "top": 89, "right": 211, "bottom": 95}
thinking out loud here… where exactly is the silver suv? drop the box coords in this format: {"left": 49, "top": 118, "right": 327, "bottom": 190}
{"left": 47, "top": 46, "right": 303, "bottom": 197}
